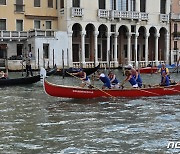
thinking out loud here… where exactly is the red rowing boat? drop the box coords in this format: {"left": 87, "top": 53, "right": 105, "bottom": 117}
{"left": 137, "top": 67, "right": 158, "bottom": 74}
{"left": 43, "top": 79, "right": 180, "bottom": 99}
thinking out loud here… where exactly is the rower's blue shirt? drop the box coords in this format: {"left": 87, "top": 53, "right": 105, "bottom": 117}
{"left": 79, "top": 72, "right": 89, "bottom": 81}
{"left": 129, "top": 76, "right": 137, "bottom": 86}
{"left": 109, "top": 75, "right": 119, "bottom": 85}
{"left": 161, "top": 76, "right": 170, "bottom": 86}
{"left": 133, "top": 74, "right": 142, "bottom": 88}
{"left": 83, "top": 75, "right": 89, "bottom": 81}
{"left": 100, "top": 73, "right": 111, "bottom": 88}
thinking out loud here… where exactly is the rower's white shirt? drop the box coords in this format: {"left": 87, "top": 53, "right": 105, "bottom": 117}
{"left": 100, "top": 73, "right": 105, "bottom": 77}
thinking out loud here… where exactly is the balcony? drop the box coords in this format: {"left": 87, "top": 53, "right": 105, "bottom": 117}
{"left": 172, "top": 32, "right": 180, "bottom": 40}
{"left": 171, "top": 14, "right": 180, "bottom": 21}
{"left": 160, "top": 14, "right": 169, "bottom": 22}
{"left": 28, "top": 29, "right": 55, "bottom": 37}
{"left": 14, "top": 4, "right": 25, "bottom": 13}
{"left": 0, "top": 29, "right": 55, "bottom": 41}
{"left": 112, "top": 10, "right": 148, "bottom": 21}
{"left": 71, "top": 7, "right": 84, "bottom": 17}
{"left": 98, "top": 9, "right": 109, "bottom": 19}
{"left": 0, "top": 31, "right": 28, "bottom": 41}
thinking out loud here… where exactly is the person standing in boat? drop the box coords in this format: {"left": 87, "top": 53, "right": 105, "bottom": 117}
{"left": 121, "top": 70, "right": 138, "bottom": 88}
{"left": 21, "top": 54, "right": 33, "bottom": 77}
{"left": 160, "top": 71, "right": 170, "bottom": 86}
{"left": 108, "top": 71, "right": 120, "bottom": 89}
{"left": 72, "top": 70, "right": 91, "bottom": 88}
{"left": 96, "top": 70, "right": 111, "bottom": 89}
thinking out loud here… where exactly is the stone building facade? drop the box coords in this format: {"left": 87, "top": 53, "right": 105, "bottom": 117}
{"left": 0, "top": 0, "right": 172, "bottom": 70}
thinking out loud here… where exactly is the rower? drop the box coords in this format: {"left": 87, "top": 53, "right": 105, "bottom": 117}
{"left": 72, "top": 70, "right": 91, "bottom": 88}
{"left": 160, "top": 71, "right": 170, "bottom": 86}
{"left": 158, "top": 63, "right": 170, "bottom": 79}
{"left": 108, "top": 71, "right": 120, "bottom": 89}
{"left": 96, "top": 70, "right": 111, "bottom": 89}
{"left": 126, "top": 64, "right": 142, "bottom": 88}
{"left": 121, "top": 70, "right": 138, "bottom": 88}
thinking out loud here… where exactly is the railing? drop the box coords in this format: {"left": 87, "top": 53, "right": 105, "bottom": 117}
{"left": 110, "top": 61, "right": 116, "bottom": 68}
{"left": 113, "top": 10, "right": 148, "bottom": 21}
{"left": 28, "top": 29, "right": 55, "bottom": 37}
{"left": 160, "top": 14, "right": 169, "bottom": 22}
{"left": 130, "top": 61, "right": 159, "bottom": 67}
{"left": 71, "top": 7, "right": 84, "bottom": 17}
{"left": 171, "top": 13, "right": 180, "bottom": 20}
{"left": 99, "top": 61, "right": 108, "bottom": 68}
{"left": 72, "top": 62, "right": 81, "bottom": 68}
{"left": 140, "top": 12, "right": 149, "bottom": 20}
{"left": 98, "top": 9, "right": 109, "bottom": 18}
{"left": 0, "top": 31, "right": 28, "bottom": 40}
{"left": 0, "top": 30, "right": 55, "bottom": 40}
{"left": 172, "top": 32, "right": 180, "bottom": 40}
{"left": 85, "top": 62, "right": 94, "bottom": 68}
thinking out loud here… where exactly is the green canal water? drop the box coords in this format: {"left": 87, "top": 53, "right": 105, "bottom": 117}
{"left": 0, "top": 71, "right": 179, "bottom": 153}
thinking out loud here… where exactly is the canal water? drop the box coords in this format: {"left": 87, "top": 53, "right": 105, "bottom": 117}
{"left": 0, "top": 70, "right": 179, "bottom": 154}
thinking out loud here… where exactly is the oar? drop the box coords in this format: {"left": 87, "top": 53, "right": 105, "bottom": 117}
{"left": 66, "top": 71, "right": 114, "bottom": 98}
{"left": 172, "top": 65, "right": 180, "bottom": 73}
{"left": 138, "top": 89, "right": 160, "bottom": 96}
{"left": 20, "top": 61, "right": 26, "bottom": 76}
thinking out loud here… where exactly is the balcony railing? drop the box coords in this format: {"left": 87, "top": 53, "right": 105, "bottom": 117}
{"left": 98, "top": 9, "right": 109, "bottom": 18}
{"left": 71, "top": 7, "right": 84, "bottom": 17}
{"left": 0, "top": 29, "right": 55, "bottom": 41}
{"left": 0, "top": 31, "right": 28, "bottom": 40}
{"left": 109, "top": 10, "right": 149, "bottom": 21}
{"left": 28, "top": 29, "right": 55, "bottom": 37}
{"left": 171, "top": 14, "right": 180, "bottom": 20}
{"left": 160, "top": 14, "right": 169, "bottom": 22}
{"left": 172, "top": 32, "right": 180, "bottom": 40}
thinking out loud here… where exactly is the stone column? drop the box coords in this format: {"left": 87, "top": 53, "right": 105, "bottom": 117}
{"left": 165, "top": 33, "right": 170, "bottom": 64}
{"left": 155, "top": 33, "right": 160, "bottom": 66}
{"left": 145, "top": 33, "right": 149, "bottom": 66}
{"left": 128, "top": 0, "right": 131, "bottom": 11}
{"left": 94, "top": 31, "right": 99, "bottom": 66}
{"left": 106, "top": 32, "right": 111, "bottom": 67}
{"left": 134, "top": 33, "right": 139, "bottom": 67}
{"left": 68, "top": 31, "right": 73, "bottom": 67}
{"left": 114, "top": 33, "right": 118, "bottom": 67}
{"left": 136, "top": 0, "right": 140, "bottom": 12}
{"left": 127, "top": 32, "right": 132, "bottom": 64}
{"left": 81, "top": 31, "right": 86, "bottom": 68}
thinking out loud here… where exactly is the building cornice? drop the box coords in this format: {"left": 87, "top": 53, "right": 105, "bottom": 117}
{"left": 25, "top": 14, "right": 58, "bottom": 20}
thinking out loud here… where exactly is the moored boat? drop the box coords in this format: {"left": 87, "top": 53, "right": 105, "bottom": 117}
{"left": 124, "top": 65, "right": 158, "bottom": 74}
{"left": 137, "top": 67, "right": 158, "bottom": 74}
{"left": 56, "top": 64, "right": 100, "bottom": 77}
{"left": 0, "top": 66, "right": 57, "bottom": 86}
{"left": 43, "top": 78, "right": 180, "bottom": 99}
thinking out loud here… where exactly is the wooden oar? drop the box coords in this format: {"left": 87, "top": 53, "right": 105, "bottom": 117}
{"left": 138, "top": 89, "right": 160, "bottom": 96}
{"left": 172, "top": 65, "right": 180, "bottom": 73}
{"left": 66, "top": 71, "right": 114, "bottom": 98}
{"left": 20, "top": 61, "right": 26, "bottom": 76}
